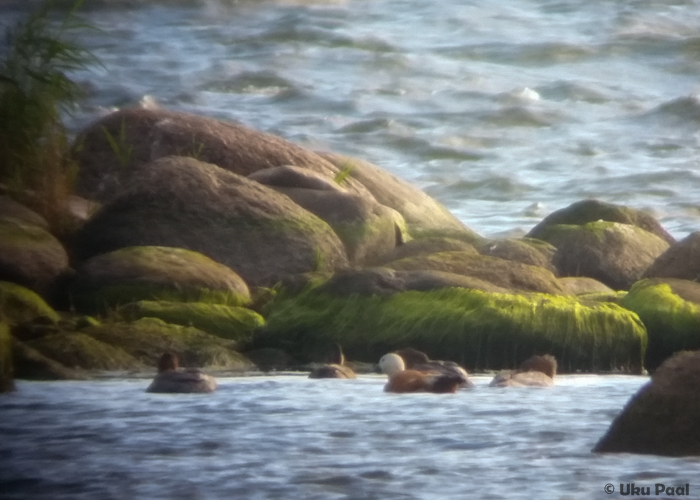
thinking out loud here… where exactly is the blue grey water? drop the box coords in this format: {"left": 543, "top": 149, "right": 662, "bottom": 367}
{"left": 2, "top": 375, "right": 700, "bottom": 500}
{"left": 3, "top": 0, "right": 700, "bottom": 498}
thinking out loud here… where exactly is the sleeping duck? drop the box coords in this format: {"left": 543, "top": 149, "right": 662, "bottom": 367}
{"left": 393, "top": 348, "right": 473, "bottom": 388}
{"left": 308, "top": 344, "right": 356, "bottom": 379}
{"left": 146, "top": 352, "right": 217, "bottom": 394}
{"left": 489, "top": 354, "right": 557, "bottom": 387}
{"left": 378, "top": 353, "right": 465, "bottom": 393}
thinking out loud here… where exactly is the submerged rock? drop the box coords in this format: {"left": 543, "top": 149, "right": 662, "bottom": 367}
{"left": 70, "top": 245, "right": 252, "bottom": 313}
{"left": 620, "top": 278, "right": 700, "bottom": 370}
{"left": 72, "top": 156, "right": 349, "bottom": 287}
{"left": 593, "top": 350, "right": 700, "bottom": 457}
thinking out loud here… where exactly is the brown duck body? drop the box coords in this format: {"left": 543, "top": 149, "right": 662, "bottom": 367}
{"left": 489, "top": 354, "right": 557, "bottom": 387}
{"left": 379, "top": 353, "right": 464, "bottom": 393}
{"left": 146, "top": 352, "right": 217, "bottom": 393}
{"left": 393, "top": 348, "right": 473, "bottom": 388}
{"left": 308, "top": 345, "right": 356, "bottom": 379}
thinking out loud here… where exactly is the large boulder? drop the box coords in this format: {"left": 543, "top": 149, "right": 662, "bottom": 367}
{"left": 0, "top": 217, "right": 70, "bottom": 299}
{"left": 371, "top": 237, "right": 478, "bottom": 266}
{"left": 0, "top": 196, "right": 49, "bottom": 228}
{"left": 383, "top": 251, "right": 566, "bottom": 295}
{"left": 644, "top": 231, "right": 700, "bottom": 281}
{"left": 593, "top": 350, "right": 700, "bottom": 456}
{"left": 118, "top": 300, "right": 264, "bottom": 344}
{"left": 535, "top": 221, "right": 669, "bottom": 290}
{"left": 527, "top": 199, "right": 675, "bottom": 245}
{"left": 620, "top": 278, "right": 700, "bottom": 370}
{"left": 558, "top": 277, "right": 613, "bottom": 296}
{"left": 251, "top": 166, "right": 401, "bottom": 265}
{"left": 316, "top": 151, "right": 483, "bottom": 242}
{"left": 72, "top": 156, "right": 349, "bottom": 287}
{"left": 82, "top": 317, "right": 255, "bottom": 371}
{"left": 477, "top": 238, "right": 557, "bottom": 273}
{"left": 70, "top": 245, "right": 252, "bottom": 313}
{"left": 256, "top": 286, "right": 647, "bottom": 372}
{"left": 73, "top": 107, "right": 372, "bottom": 202}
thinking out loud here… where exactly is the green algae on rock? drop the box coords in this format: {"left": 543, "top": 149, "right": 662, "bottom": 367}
{"left": 620, "top": 278, "right": 700, "bottom": 370}
{"left": 257, "top": 287, "right": 647, "bottom": 373}
{"left": 70, "top": 246, "right": 252, "bottom": 313}
{"left": 119, "top": 300, "right": 264, "bottom": 343}
{"left": 83, "top": 317, "right": 255, "bottom": 370}
{"left": 27, "top": 332, "right": 142, "bottom": 371}
{"left": 0, "top": 281, "right": 60, "bottom": 325}
{"left": 527, "top": 199, "right": 675, "bottom": 245}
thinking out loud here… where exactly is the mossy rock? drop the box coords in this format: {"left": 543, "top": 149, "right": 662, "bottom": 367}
{"left": 0, "top": 281, "right": 60, "bottom": 325}
{"left": 1, "top": 322, "right": 14, "bottom": 392}
{"left": 27, "top": 332, "right": 142, "bottom": 371}
{"left": 83, "top": 317, "right": 255, "bottom": 371}
{"left": 12, "top": 339, "right": 88, "bottom": 380}
{"left": 314, "top": 267, "right": 509, "bottom": 297}
{"left": 270, "top": 186, "right": 400, "bottom": 266}
{"left": 316, "top": 151, "right": 484, "bottom": 244}
{"left": 644, "top": 231, "right": 700, "bottom": 282}
{"left": 558, "top": 277, "right": 614, "bottom": 296}
{"left": 256, "top": 287, "right": 647, "bottom": 373}
{"left": 477, "top": 238, "right": 557, "bottom": 273}
{"left": 384, "top": 251, "right": 565, "bottom": 294}
{"left": 0, "top": 218, "right": 70, "bottom": 298}
{"left": 620, "top": 278, "right": 700, "bottom": 370}
{"left": 527, "top": 199, "right": 675, "bottom": 245}
{"left": 73, "top": 156, "right": 348, "bottom": 288}
{"left": 70, "top": 246, "right": 252, "bottom": 313}
{"left": 119, "top": 300, "right": 264, "bottom": 343}
{"left": 371, "top": 237, "right": 478, "bottom": 266}
{"left": 535, "top": 221, "right": 670, "bottom": 291}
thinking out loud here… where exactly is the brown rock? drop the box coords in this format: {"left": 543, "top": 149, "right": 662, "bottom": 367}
{"left": 644, "top": 231, "right": 700, "bottom": 281}
{"left": 593, "top": 350, "right": 700, "bottom": 456}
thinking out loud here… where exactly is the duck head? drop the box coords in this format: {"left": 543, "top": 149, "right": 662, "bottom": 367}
{"left": 378, "top": 353, "right": 406, "bottom": 377}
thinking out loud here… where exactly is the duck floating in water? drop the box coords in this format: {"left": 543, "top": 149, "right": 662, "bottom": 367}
{"left": 378, "top": 353, "right": 466, "bottom": 393}
{"left": 393, "top": 348, "right": 473, "bottom": 388}
{"left": 308, "top": 344, "right": 356, "bottom": 379}
{"left": 146, "top": 352, "right": 217, "bottom": 393}
{"left": 489, "top": 354, "right": 557, "bottom": 387}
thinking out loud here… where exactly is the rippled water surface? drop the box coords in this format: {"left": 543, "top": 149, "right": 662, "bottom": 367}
{"left": 2, "top": 375, "right": 699, "bottom": 500}
{"left": 6, "top": 0, "right": 700, "bottom": 238}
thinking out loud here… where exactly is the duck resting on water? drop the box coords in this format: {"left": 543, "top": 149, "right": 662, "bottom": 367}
{"left": 378, "top": 352, "right": 467, "bottom": 393}
{"left": 489, "top": 354, "right": 557, "bottom": 387}
{"left": 308, "top": 344, "right": 356, "bottom": 379}
{"left": 146, "top": 352, "right": 217, "bottom": 393}
{"left": 393, "top": 348, "right": 473, "bottom": 388}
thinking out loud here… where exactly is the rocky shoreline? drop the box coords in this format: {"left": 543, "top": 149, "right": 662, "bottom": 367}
{"left": 2, "top": 106, "right": 700, "bottom": 388}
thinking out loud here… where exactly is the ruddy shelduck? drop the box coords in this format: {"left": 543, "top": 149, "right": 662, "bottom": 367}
{"left": 309, "top": 344, "right": 356, "bottom": 379}
{"left": 378, "top": 353, "right": 465, "bottom": 393}
{"left": 146, "top": 352, "right": 217, "bottom": 393}
{"left": 489, "top": 354, "right": 557, "bottom": 387}
{"left": 393, "top": 348, "right": 473, "bottom": 388}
